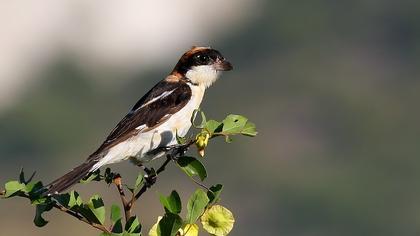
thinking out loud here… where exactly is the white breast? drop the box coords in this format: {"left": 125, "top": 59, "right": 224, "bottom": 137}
{"left": 91, "top": 84, "right": 206, "bottom": 171}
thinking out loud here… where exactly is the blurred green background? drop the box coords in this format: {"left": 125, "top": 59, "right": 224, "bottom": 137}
{"left": 1, "top": 0, "right": 420, "bottom": 235}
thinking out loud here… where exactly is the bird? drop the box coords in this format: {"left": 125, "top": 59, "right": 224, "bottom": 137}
{"left": 43, "top": 46, "right": 233, "bottom": 195}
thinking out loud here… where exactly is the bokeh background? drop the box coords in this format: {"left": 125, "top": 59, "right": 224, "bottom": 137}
{"left": 1, "top": 1, "right": 420, "bottom": 235}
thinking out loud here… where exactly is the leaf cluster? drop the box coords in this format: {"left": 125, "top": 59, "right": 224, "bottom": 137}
{"left": 153, "top": 185, "right": 224, "bottom": 236}
{"left": 1, "top": 111, "right": 257, "bottom": 236}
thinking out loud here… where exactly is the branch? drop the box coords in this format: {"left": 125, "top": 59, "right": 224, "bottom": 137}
{"left": 132, "top": 156, "right": 171, "bottom": 201}
{"left": 52, "top": 201, "right": 111, "bottom": 234}
{"left": 2, "top": 191, "right": 112, "bottom": 234}
{"left": 113, "top": 174, "right": 131, "bottom": 222}
{"left": 116, "top": 140, "right": 196, "bottom": 221}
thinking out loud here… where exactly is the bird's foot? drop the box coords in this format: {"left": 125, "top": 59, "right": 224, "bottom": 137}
{"left": 135, "top": 163, "right": 157, "bottom": 187}
{"left": 166, "top": 143, "right": 191, "bottom": 160}
{"left": 143, "top": 167, "right": 157, "bottom": 187}
{"left": 146, "top": 142, "right": 191, "bottom": 159}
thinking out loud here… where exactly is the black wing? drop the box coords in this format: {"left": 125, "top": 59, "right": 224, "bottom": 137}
{"left": 89, "top": 79, "right": 192, "bottom": 157}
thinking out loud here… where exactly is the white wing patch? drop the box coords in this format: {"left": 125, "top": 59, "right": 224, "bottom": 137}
{"left": 135, "top": 124, "right": 147, "bottom": 130}
{"left": 139, "top": 89, "right": 176, "bottom": 109}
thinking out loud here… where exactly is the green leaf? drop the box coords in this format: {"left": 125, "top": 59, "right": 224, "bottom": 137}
{"left": 80, "top": 169, "right": 101, "bottom": 184}
{"left": 111, "top": 204, "right": 122, "bottom": 224}
{"left": 159, "top": 190, "right": 182, "bottom": 214}
{"left": 54, "top": 192, "right": 70, "bottom": 206}
{"left": 77, "top": 206, "right": 100, "bottom": 225}
{"left": 34, "top": 203, "right": 53, "bottom": 227}
{"left": 55, "top": 191, "right": 82, "bottom": 208}
{"left": 69, "top": 191, "right": 83, "bottom": 207}
{"left": 186, "top": 189, "right": 209, "bottom": 224}
{"left": 87, "top": 195, "right": 106, "bottom": 225}
{"left": 19, "top": 168, "right": 25, "bottom": 183}
{"left": 177, "top": 156, "right": 207, "bottom": 181}
{"left": 222, "top": 114, "right": 248, "bottom": 134}
{"left": 31, "top": 196, "right": 48, "bottom": 205}
{"left": 191, "top": 109, "right": 207, "bottom": 128}
{"left": 241, "top": 121, "right": 258, "bottom": 136}
{"left": 104, "top": 168, "right": 114, "bottom": 184}
{"left": 111, "top": 218, "right": 123, "bottom": 234}
{"left": 125, "top": 216, "right": 141, "bottom": 233}
{"left": 4, "top": 180, "right": 25, "bottom": 197}
{"left": 207, "top": 184, "right": 223, "bottom": 205}
{"left": 157, "top": 213, "right": 182, "bottom": 236}
{"left": 26, "top": 181, "right": 43, "bottom": 195}
{"left": 176, "top": 130, "right": 187, "bottom": 144}
{"left": 134, "top": 172, "right": 144, "bottom": 190}
{"left": 18, "top": 168, "right": 36, "bottom": 185}
{"left": 205, "top": 120, "right": 223, "bottom": 134}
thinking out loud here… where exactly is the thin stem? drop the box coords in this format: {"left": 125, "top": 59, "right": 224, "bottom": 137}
{"left": 188, "top": 175, "right": 210, "bottom": 191}
{"left": 130, "top": 155, "right": 173, "bottom": 209}
{"left": 125, "top": 141, "right": 196, "bottom": 215}
{"left": 111, "top": 142, "right": 192, "bottom": 226}
{"left": 113, "top": 174, "right": 131, "bottom": 222}
{"left": 156, "top": 156, "right": 172, "bottom": 175}
{"left": 52, "top": 201, "right": 111, "bottom": 233}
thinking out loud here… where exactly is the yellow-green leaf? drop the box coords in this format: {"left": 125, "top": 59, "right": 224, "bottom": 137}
{"left": 241, "top": 121, "right": 258, "bottom": 136}
{"left": 222, "top": 115, "right": 248, "bottom": 134}
{"left": 4, "top": 180, "right": 25, "bottom": 197}
{"left": 87, "top": 195, "right": 106, "bottom": 225}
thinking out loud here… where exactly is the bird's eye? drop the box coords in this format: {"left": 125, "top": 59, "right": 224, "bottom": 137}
{"left": 195, "top": 54, "right": 209, "bottom": 64}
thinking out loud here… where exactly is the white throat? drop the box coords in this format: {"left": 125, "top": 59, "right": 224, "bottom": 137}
{"left": 185, "top": 65, "right": 220, "bottom": 88}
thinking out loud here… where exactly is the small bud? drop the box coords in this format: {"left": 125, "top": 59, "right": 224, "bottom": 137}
{"left": 112, "top": 174, "right": 122, "bottom": 186}
{"left": 195, "top": 132, "right": 210, "bottom": 157}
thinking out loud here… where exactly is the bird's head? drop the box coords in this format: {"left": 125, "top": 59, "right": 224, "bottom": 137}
{"left": 172, "top": 46, "right": 233, "bottom": 88}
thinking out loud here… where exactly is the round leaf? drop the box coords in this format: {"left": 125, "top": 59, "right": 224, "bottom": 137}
{"left": 159, "top": 190, "right": 182, "bottom": 214}
{"left": 186, "top": 189, "right": 209, "bottom": 224}
{"left": 157, "top": 213, "right": 182, "bottom": 236}
{"left": 222, "top": 115, "right": 248, "bottom": 134}
{"left": 177, "top": 156, "right": 207, "bottom": 181}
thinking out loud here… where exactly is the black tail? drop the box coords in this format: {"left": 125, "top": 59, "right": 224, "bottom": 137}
{"left": 43, "top": 160, "right": 98, "bottom": 196}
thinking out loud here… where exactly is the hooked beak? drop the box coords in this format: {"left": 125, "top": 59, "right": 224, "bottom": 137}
{"left": 214, "top": 58, "right": 233, "bottom": 71}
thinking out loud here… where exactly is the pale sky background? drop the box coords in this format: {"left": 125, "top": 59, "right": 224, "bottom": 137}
{"left": 0, "top": 0, "right": 260, "bottom": 110}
